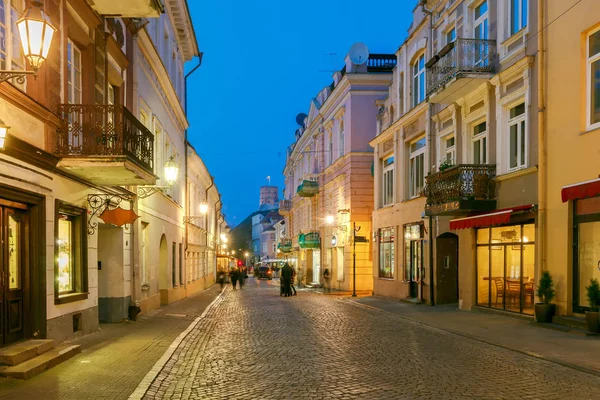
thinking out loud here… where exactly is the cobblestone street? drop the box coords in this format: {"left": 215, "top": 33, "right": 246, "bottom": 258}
{"left": 138, "top": 278, "right": 600, "bottom": 400}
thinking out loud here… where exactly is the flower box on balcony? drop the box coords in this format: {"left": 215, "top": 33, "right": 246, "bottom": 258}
{"left": 297, "top": 180, "right": 319, "bottom": 197}
{"left": 298, "top": 232, "right": 320, "bottom": 249}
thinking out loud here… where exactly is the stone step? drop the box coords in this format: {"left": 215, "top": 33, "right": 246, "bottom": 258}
{"left": 0, "top": 344, "right": 81, "bottom": 379}
{"left": 0, "top": 340, "right": 55, "bottom": 366}
{"left": 553, "top": 315, "right": 588, "bottom": 330}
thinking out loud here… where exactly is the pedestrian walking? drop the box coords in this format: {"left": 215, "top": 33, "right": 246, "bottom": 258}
{"left": 218, "top": 270, "right": 225, "bottom": 289}
{"left": 281, "top": 262, "right": 292, "bottom": 297}
{"left": 238, "top": 267, "right": 246, "bottom": 289}
{"left": 229, "top": 267, "right": 239, "bottom": 290}
{"left": 290, "top": 266, "right": 297, "bottom": 296}
{"left": 323, "top": 268, "right": 331, "bottom": 293}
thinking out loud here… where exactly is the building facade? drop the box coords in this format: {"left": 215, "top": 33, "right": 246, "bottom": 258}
{"left": 544, "top": 0, "right": 600, "bottom": 317}
{"left": 371, "top": 0, "right": 540, "bottom": 314}
{"left": 281, "top": 47, "right": 395, "bottom": 290}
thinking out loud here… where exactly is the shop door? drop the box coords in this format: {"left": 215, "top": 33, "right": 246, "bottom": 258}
{"left": 0, "top": 206, "right": 28, "bottom": 346}
{"left": 436, "top": 233, "right": 458, "bottom": 305}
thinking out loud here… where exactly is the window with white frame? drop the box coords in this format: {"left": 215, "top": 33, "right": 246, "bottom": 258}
{"left": 0, "top": 0, "right": 25, "bottom": 87}
{"left": 588, "top": 28, "right": 600, "bottom": 128}
{"left": 510, "top": 0, "right": 527, "bottom": 35}
{"left": 472, "top": 121, "right": 487, "bottom": 164}
{"left": 382, "top": 156, "right": 394, "bottom": 207}
{"left": 508, "top": 102, "right": 526, "bottom": 170}
{"left": 339, "top": 120, "right": 345, "bottom": 158}
{"left": 412, "top": 54, "right": 425, "bottom": 107}
{"left": 67, "top": 40, "right": 82, "bottom": 105}
{"left": 409, "top": 137, "right": 426, "bottom": 198}
{"left": 441, "top": 135, "right": 455, "bottom": 166}
{"left": 474, "top": 1, "right": 489, "bottom": 67}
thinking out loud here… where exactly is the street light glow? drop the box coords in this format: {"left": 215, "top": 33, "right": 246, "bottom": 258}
{"left": 326, "top": 215, "right": 334, "bottom": 224}
{"left": 199, "top": 202, "right": 209, "bottom": 215}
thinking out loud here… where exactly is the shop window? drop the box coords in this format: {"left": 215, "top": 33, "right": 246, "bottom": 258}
{"left": 403, "top": 224, "right": 423, "bottom": 285}
{"left": 378, "top": 227, "right": 395, "bottom": 278}
{"left": 54, "top": 200, "right": 88, "bottom": 304}
{"left": 476, "top": 223, "right": 535, "bottom": 315}
{"left": 573, "top": 197, "right": 600, "bottom": 313}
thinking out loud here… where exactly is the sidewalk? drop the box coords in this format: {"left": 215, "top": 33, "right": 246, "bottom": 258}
{"left": 0, "top": 284, "right": 222, "bottom": 400}
{"left": 347, "top": 296, "right": 600, "bottom": 377}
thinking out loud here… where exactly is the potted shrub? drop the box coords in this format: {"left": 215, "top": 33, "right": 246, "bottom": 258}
{"left": 585, "top": 278, "right": 600, "bottom": 333}
{"left": 535, "top": 270, "right": 556, "bottom": 323}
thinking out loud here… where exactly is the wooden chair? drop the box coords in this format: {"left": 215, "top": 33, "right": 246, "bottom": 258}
{"left": 506, "top": 279, "right": 521, "bottom": 308}
{"left": 493, "top": 278, "right": 504, "bottom": 307}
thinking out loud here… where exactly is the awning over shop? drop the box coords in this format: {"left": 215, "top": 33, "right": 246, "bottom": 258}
{"left": 449, "top": 204, "right": 534, "bottom": 230}
{"left": 561, "top": 178, "right": 600, "bottom": 203}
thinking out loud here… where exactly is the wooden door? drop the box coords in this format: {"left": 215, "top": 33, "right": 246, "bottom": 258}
{"left": 1, "top": 206, "right": 28, "bottom": 346}
{"left": 436, "top": 233, "right": 459, "bottom": 305}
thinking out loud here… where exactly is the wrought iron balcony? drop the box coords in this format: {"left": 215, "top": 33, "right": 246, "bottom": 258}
{"left": 424, "top": 164, "right": 497, "bottom": 216}
{"left": 278, "top": 238, "right": 293, "bottom": 253}
{"left": 298, "top": 232, "right": 320, "bottom": 249}
{"left": 55, "top": 104, "right": 156, "bottom": 186}
{"left": 88, "top": 0, "right": 164, "bottom": 17}
{"left": 297, "top": 179, "right": 319, "bottom": 197}
{"left": 279, "top": 199, "right": 292, "bottom": 215}
{"left": 426, "top": 38, "right": 496, "bottom": 103}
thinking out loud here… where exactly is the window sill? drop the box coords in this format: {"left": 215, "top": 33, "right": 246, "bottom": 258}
{"left": 55, "top": 292, "right": 89, "bottom": 305}
{"left": 377, "top": 277, "right": 395, "bottom": 281}
{"left": 495, "top": 166, "right": 537, "bottom": 182}
{"left": 581, "top": 125, "right": 600, "bottom": 136}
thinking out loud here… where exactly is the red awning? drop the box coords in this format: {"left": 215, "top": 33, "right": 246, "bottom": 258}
{"left": 449, "top": 204, "right": 534, "bottom": 230}
{"left": 561, "top": 178, "right": 600, "bottom": 203}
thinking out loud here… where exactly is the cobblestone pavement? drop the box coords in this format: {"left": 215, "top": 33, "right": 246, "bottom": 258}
{"left": 0, "top": 284, "right": 222, "bottom": 400}
{"left": 141, "top": 279, "right": 600, "bottom": 400}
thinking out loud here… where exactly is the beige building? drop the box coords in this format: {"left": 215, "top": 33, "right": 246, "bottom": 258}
{"left": 281, "top": 47, "right": 395, "bottom": 291}
{"left": 372, "top": 0, "right": 540, "bottom": 314}
{"left": 544, "top": 0, "right": 600, "bottom": 317}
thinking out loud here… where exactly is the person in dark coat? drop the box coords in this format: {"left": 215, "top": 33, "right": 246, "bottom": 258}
{"left": 229, "top": 267, "right": 239, "bottom": 290}
{"left": 281, "top": 262, "right": 293, "bottom": 297}
{"left": 238, "top": 267, "right": 246, "bottom": 289}
{"left": 290, "top": 266, "right": 297, "bottom": 296}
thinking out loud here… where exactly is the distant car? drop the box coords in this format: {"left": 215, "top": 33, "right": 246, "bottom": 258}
{"left": 257, "top": 266, "right": 272, "bottom": 280}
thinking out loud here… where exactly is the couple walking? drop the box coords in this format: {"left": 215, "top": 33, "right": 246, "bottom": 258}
{"left": 229, "top": 267, "right": 245, "bottom": 290}
{"left": 280, "top": 262, "right": 297, "bottom": 297}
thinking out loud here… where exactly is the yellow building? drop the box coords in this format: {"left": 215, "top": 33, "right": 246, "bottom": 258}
{"left": 544, "top": 0, "right": 600, "bottom": 317}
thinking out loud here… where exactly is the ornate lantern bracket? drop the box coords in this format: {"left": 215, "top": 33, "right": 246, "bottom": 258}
{"left": 87, "top": 193, "right": 135, "bottom": 235}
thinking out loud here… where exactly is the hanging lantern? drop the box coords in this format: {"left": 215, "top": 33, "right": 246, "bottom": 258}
{"left": 17, "top": 1, "right": 57, "bottom": 71}
{"left": 164, "top": 156, "right": 178, "bottom": 186}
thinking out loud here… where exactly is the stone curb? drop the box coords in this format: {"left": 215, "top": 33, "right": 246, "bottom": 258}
{"left": 343, "top": 297, "right": 600, "bottom": 379}
{"left": 127, "top": 287, "right": 226, "bottom": 399}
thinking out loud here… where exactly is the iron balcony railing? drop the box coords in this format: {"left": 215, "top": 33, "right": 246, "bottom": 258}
{"left": 55, "top": 104, "right": 154, "bottom": 172}
{"left": 424, "top": 164, "right": 496, "bottom": 206}
{"left": 426, "top": 38, "right": 496, "bottom": 97}
{"left": 367, "top": 54, "right": 397, "bottom": 72}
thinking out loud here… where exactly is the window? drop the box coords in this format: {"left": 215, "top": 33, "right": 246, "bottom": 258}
{"left": 508, "top": 102, "right": 526, "bottom": 170}
{"left": 412, "top": 54, "right": 425, "bottom": 107}
{"left": 404, "top": 224, "right": 423, "bottom": 283}
{"left": 328, "top": 132, "right": 333, "bottom": 166}
{"left": 476, "top": 224, "right": 535, "bottom": 315}
{"left": 573, "top": 197, "right": 600, "bottom": 313}
{"left": 67, "top": 40, "right": 82, "bottom": 105}
{"left": 510, "top": 0, "right": 527, "bottom": 35}
{"left": 472, "top": 121, "right": 487, "bottom": 164}
{"left": 379, "top": 228, "right": 395, "bottom": 278}
{"left": 54, "top": 200, "right": 88, "bottom": 304}
{"left": 339, "top": 121, "right": 345, "bottom": 158}
{"left": 382, "top": 156, "right": 394, "bottom": 207}
{"left": 442, "top": 135, "right": 455, "bottom": 165}
{"left": 409, "top": 137, "right": 426, "bottom": 198}
{"left": 474, "top": 1, "right": 489, "bottom": 67}
{"left": 587, "top": 28, "right": 600, "bottom": 128}
{"left": 446, "top": 27, "right": 456, "bottom": 44}
{"left": 0, "top": 0, "right": 25, "bottom": 87}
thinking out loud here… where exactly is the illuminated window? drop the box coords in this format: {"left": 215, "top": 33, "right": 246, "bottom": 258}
{"left": 378, "top": 228, "right": 394, "bottom": 278}
{"left": 54, "top": 200, "right": 88, "bottom": 304}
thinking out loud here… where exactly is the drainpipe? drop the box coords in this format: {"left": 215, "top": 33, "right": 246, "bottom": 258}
{"left": 183, "top": 55, "right": 203, "bottom": 282}
{"left": 537, "top": 2, "right": 547, "bottom": 287}
{"left": 205, "top": 176, "right": 215, "bottom": 231}
{"left": 421, "top": 0, "right": 434, "bottom": 305}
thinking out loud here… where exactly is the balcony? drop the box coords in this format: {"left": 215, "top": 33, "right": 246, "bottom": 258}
{"left": 366, "top": 54, "right": 397, "bottom": 72}
{"left": 88, "top": 0, "right": 164, "bottom": 18}
{"left": 426, "top": 38, "right": 497, "bottom": 103}
{"left": 297, "top": 180, "right": 319, "bottom": 197}
{"left": 299, "top": 232, "right": 320, "bottom": 249}
{"left": 279, "top": 199, "right": 292, "bottom": 215}
{"left": 278, "top": 239, "right": 293, "bottom": 253}
{"left": 55, "top": 104, "right": 156, "bottom": 186}
{"left": 424, "top": 164, "right": 497, "bottom": 216}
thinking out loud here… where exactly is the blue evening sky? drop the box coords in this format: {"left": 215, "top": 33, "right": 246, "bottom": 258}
{"left": 185, "top": 0, "right": 417, "bottom": 227}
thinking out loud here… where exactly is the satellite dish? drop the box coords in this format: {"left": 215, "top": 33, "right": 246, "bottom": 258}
{"left": 295, "top": 113, "right": 308, "bottom": 126}
{"left": 349, "top": 42, "right": 369, "bottom": 65}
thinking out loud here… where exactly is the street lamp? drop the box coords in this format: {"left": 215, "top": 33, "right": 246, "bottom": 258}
{"left": 199, "top": 201, "right": 209, "bottom": 215}
{"left": 138, "top": 156, "right": 179, "bottom": 198}
{"left": 0, "top": 119, "right": 10, "bottom": 150}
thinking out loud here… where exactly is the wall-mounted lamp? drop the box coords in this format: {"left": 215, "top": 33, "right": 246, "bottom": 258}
{"left": 138, "top": 156, "right": 179, "bottom": 199}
